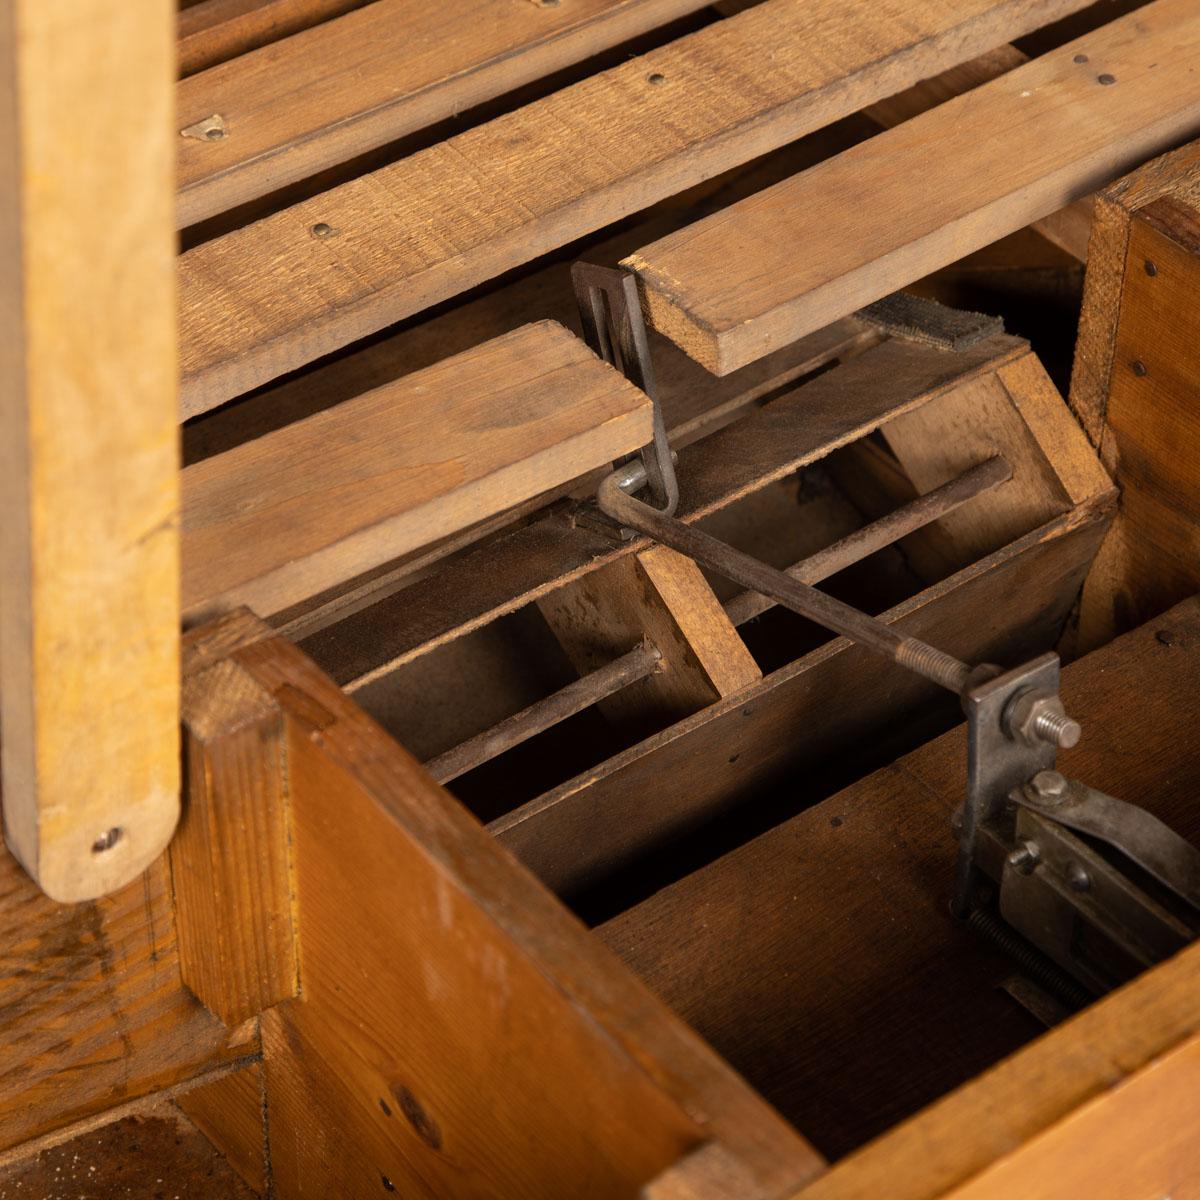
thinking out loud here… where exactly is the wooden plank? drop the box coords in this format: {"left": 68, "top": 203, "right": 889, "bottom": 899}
{"left": 171, "top": 645, "right": 299, "bottom": 1026}
{"left": 176, "top": 1064, "right": 268, "bottom": 1196}
{"left": 1070, "top": 142, "right": 1200, "bottom": 650}
{"left": 179, "top": 0, "right": 371, "bottom": 78}
{"left": 178, "top": 0, "right": 714, "bottom": 225}
{"left": 303, "top": 332, "right": 1028, "bottom": 691}
{"left": 496, "top": 498, "right": 1112, "bottom": 899}
{"left": 785, "top": 597, "right": 1200, "bottom": 1200}
{"left": 177, "top": 0, "right": 1096, "bottom": 413}
{"left": 626, "top": 0, "right": 1200, "bottom": 374}
{"left": 180, "top": 322, "right": 653, "bottom": 621}
{"left": 0, "top": 0, "right": 180, "bottom": 900}
{"left": 0, "top": 839, "right": 256, "bottom": 1153}
{"left": 539, "top": 545, "right": 760, "bottom": 739}
{"left": 189, "top": 611, "right": 822, "bottom": 1197}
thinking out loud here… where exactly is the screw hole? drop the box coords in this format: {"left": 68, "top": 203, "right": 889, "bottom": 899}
{"left": 92, "top": 827, "right": 123, "bottom": 854}
{"left": 205, "top": 126, "right": 226, "bottom": 141}
{"left": 1131, "top": 359, "right": 1148, "bottom": 377}
{"left": 1073, "top": 53, "right": 1088, "bottom": 64}
{"left": 1145, "top": 259, "right": 1158, "bottom": 277}
{"left": 311, "top": 222, "right": 335, "bottom": 238}
{"left": 647, "top": 72, "right": 666, "bottom": 85}
{"left": 1097, "top": 73, "right": 1116, "bottom": 85}
{"left": 380, "top": 1175, "right": 396, "bottom": 1192}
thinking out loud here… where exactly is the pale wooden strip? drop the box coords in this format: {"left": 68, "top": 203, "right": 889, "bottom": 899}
{"left": 178, "top": 0, "right": 1096, "bottom": 416}
{"left": 180, "top": 322, "right": 652, "bottom": 621}
{"left": 178, "top": 0, "right": 714, "bottom": 225}
{"left": 0, "top": 0, "right": 180, "bottom": 900}
{"left": 627, "top": 0, "right": 1200, "bottom": 374}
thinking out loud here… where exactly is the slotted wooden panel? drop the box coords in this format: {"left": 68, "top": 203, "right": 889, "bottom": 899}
{"left": 626, "top": 0, "right": 1200, "bottom": 373}
{"left": 180, "top": 321, "right": 652, "bottom": 621}
{"left": 178, "top": 0, "right": 714, "bottom": 224}
{"left": 176, "top": 0, "right": 1096, "bottom": 413}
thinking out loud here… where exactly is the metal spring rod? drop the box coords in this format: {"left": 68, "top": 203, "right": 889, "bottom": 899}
{"left": 598, "top": 464, "right": 974, "bottom": 694}
{"left": 426, "top": 643, "right": 661, "bottom": 784}
{"left": 427, "top": 460, "right": 1006, "bottom": 783}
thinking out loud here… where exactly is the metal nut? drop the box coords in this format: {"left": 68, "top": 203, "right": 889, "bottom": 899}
{"left": 1004, "top": 688, "right": 1082, "bottom": 749}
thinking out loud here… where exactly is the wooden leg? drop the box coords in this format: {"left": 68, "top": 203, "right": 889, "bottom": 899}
{"left": 0, "top": 0, "right": 179, "bottom": 901}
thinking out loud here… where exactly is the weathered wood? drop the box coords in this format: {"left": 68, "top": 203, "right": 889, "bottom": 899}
{"left": 187, "top": 612, "right": 822, "bottom": 1198}
{"left": 303, "top": 333, "right": 1028, "bottom": 691}
{"left": 1070, "top": 141, "right": 1200, "bottom": 650}
{"left": 627, "top": 0, "right": 1200, "bottom": 373}
{"left": 176, "top": 1063, "right": 267, "bottom": 1196}
{"left": 178, "top": 0, "right": 371, "bottom": 78}
{"left": 180, "top": 322, "right": 652, "bottom": 621}
{"left": 177, "top": 0, "right": 1096, "bottom": 412}
{"left": 0, "top": 841, "right": 255, "bottom": 1153}
{"left": 178, "top": 0, "right": 713, "bottom": 225}
{"left": 603, "top": 593, "right": 1200, "bottom": 1168}
{"left": 172, "top": 647, "right": 299, "bottom": 1027}
{"left": 539, "top": 545, "right": 760, "bottom": 739}
{"left": 496, "top": 498, "right": 1112, "bottom": 898}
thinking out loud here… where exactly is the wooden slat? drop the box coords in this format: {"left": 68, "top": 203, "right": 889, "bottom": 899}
{"left": 626, "top": 0, "right": 1200, "bottom": 374}
{"left": 178, "top": 0, "right": 714, "bottom": 225}
{"left": 176, "top": 1063, "right": 268, "bottom": 1196}
{"left": 189, "top": 611, "right": 823, "bottom": 1198}
{"left": 177, "top": 0, "right": 1096, "bottom": 414}
{"left": 1070, "top": 141, "right": 1200, "bottom": 650}
{"left": 0, "top": 0, "right": 180, "bottom": 900}
{"left": 178, "top": 0, "right": 371, "bottom": 77}
{"left": 602, "top": 593, "right": 1200, "bottom": 1175}
{"left": 180, "top": 321, "right": 652, "bottom": 621}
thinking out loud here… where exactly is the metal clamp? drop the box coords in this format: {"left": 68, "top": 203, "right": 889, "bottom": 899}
{"left": 572, "top": 263, "right": 678, "bottom": 515}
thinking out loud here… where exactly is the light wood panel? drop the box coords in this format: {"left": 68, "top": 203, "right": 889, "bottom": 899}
{"left": 178, "top": 0, "right": 713, "bottom": 225}
{"left": 177, "top": 0, "right": 1096, "bottom": 413}
{"left": 176, "top": 1063, "right": 267, "bottom": 1196}
{"left": 187, "top": 611, "right": 822, "bottom": 1198}
{"left": 0, "top": 0, "right": 180, "bottom": 900}
{"left": 627, "top": 0, "right": 1200, "bottom": 373}
{"left": 180, "top": 322, "right": 652, "bottom": 621}
{"left": 1070, "top": 141, "right": 1200, "bottom": 650}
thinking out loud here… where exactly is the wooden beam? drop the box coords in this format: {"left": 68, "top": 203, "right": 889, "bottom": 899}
{"left": 177, "top": 0, "right": 1096, "bottom": 413}
{"left": 180, "top": 321, "right": 653, "bottom": 621}
{"left": 187, "top": 610, "right": 822, "bottom": 1198}
{"left": 539, "top": 545, "right": 761, "bottom": 739}
{"left": 0, "top": 0, "right": 180, "bottom": 900}
{"left": 178, "top": 0, "right": 713, "bottom": 225}
{"left": 1070, "top": 141, "right": 1200, "bottom": 650}
{"left": 626, "top": 0, "right": 1200, "bottom": 374}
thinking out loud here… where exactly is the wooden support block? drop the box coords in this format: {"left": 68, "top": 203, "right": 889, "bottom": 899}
{"left": 1070, "top": 141, "right": 1200, "bottom": 649}
{"left": 181, "top": 322, "right": 653, "bottom": 621}
{"left": 626, "top": 0, "right": 1200, "bottom": 374}
{"left": 178, "top": 0, "right": 713, "bottom": 225}
{"left": 177, "top": 0, "right": 1096, "bottom": 412}
{"left": 539, "top": 544, "right": 760, "bottom": 738}
{"left": 177, "top": 1063, "right": 268, "bottom": 1196}
{"left": 172, "top": 641, "right": 299, "bottom": 1027}
{"left": 0, "top": 0, "right": 180, "bottom": 900}
{"left": 181, "top": 611, "right": 821, "bottom": 1198}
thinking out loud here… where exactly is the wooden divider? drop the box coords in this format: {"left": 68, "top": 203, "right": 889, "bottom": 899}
{"left": 626, "top": 0, "right": 1200, "bottom": 373}
{"left": 176, "top": 0, "right": 1096, "bottom": 413}
{"left": 0, "top": 0, "right": 180, "bottom": 901}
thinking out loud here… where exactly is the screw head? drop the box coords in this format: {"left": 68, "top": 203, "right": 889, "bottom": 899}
{"left": 1029, "top": 770, "right": 1068, "bottom": 800}
{"left": 1067, "top": 862, "right": 1092, "bottom": 893}
{"left": 1007, "top": 840, "right": 1041, "bottom": 875}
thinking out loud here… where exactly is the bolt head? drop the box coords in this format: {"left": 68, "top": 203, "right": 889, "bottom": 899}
{"left": 1007, "top": 840, "right": 1041, "bottom": 875}
{"left": 1029, "top": 769, "right": 1068, "bottom": 800}
{"left": 1067, "top": 862, "right": 1092, "bottom": 893}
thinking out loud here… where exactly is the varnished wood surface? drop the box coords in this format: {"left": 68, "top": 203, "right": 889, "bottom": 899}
{"left": 190, "top": 611, "right": 823, "bottom": 1198}
{"left": 180, "top": 322, "right": 652, "bottom": 621}
{"left": 178, "top": 0, "right": 713, "bottom": 225}
{"left": 627, "top": 0, "right": 1200, "bottom": 373}
{"left": 176, "top": 0, "right": 1095, "bottom": 412}
{"left": 0, "top": 0, "right": 180, "bottom": 900}
{"left": 602, "top": 596, "right": 1200, "bottom": 1171}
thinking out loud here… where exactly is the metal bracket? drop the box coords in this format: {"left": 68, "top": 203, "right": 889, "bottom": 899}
{"left": 572, "top": 263, "right": 678, "bottom": 516}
